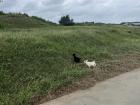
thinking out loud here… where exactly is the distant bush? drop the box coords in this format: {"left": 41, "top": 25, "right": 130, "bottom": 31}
{"left": 75, "top": 21, "right": 94, "bottom": 26}
{"left": 0, "top": 11, "right": 29, "bottom": 16}
{"left": 7, "top": 12, "right": 23, "bottom": 17}
{"left": 23, "top": 13, "right": 29, "bottom": 17}
{"left": 94, "top": 22, "right": 105, "bottom": 26}
{"left": 7, "top": 12, "right": 30, "bottom": 17}
{"left": 0, "top": 11, "right": 6, "bottom": 15}
{"left": 59, "top": 15, "right": 74, "bottom": 26}
{"left": 31, "top": 16, "right": 46, "bottom": 22}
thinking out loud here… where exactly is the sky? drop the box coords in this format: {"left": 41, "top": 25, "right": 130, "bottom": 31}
{"left": 0, "top": 0, "right": 140, "bottom": 23}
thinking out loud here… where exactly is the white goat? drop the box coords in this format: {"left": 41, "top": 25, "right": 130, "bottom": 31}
{"left": 84, "top": 60, "right": 96, "bottom": 68}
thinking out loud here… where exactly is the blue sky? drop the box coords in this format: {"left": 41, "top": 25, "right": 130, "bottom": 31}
{"left": 0, "top": 0, "right": 140, "bottom": 23}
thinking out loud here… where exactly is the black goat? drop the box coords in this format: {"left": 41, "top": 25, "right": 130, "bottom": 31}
{"left": 72, "top": 53, "right": 81, "bottom": 63}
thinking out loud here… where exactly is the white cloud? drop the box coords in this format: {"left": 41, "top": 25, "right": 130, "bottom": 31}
{"left": 0, "top": 0, "right": 140, "bottom": 23}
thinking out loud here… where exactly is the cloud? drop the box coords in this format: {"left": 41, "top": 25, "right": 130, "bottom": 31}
{"left": 0, "top": 0, "right": 140, "bottom": 23}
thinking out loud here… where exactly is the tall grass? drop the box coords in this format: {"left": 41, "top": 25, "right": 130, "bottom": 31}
{"left": 0, "top": 25, "right": 140, "bottom": 105}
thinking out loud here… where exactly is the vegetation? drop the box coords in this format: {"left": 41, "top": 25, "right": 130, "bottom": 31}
{"left": 0, "top": 11, "right": 6, "bottom": 15}
{"left": 59, "top": 15, "right": 74, "bottom": 26}
{"left": 0, "top": 24, "right": 4, "bottom": 28}
{"left": 0, "top": 11, "right": 56, "bottom": 28}
{"left": 31, "top": 16, "right": 47, "bottom": 23}
{"left": 0, "top": 25, "right": 140, "bottom": 105}
{"left": 75, "top": 21, "right": 94, "bottom": 26}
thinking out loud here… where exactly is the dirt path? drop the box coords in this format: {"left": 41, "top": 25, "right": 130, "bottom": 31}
{"left": 41, "top": 68, "right": 140, "bottom": 105}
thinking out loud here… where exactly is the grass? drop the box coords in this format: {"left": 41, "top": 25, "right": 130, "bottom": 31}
{"left": 0, "top": 14, "right": 56, "bottom": 28}
{"left": 0, "top": 25, "right": 140, "bottom": 105}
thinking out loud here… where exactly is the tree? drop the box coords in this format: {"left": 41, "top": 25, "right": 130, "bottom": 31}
{"left": 59, "top": 15, "right": 74, "bottom": 26}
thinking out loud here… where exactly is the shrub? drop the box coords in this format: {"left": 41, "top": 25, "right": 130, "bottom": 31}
{"left": 59, "top": 15, "right": 74, "bottom": 26}
{"left": 0, "top": 11, "right": 6, "bottom": 15}
{"left": 23, "top": 13, "right": 29, "bottom": 17}
{"left": 31, "top": 16, "right": 46, "bottom": 22}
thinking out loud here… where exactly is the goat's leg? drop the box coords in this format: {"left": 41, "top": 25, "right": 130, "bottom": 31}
{"left": 89, "top": 66, "right": 91, "bottom": 69}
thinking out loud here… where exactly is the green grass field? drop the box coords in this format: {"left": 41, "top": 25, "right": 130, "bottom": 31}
{"left": 0, "top": 25, "right": 140, "bottom": 105}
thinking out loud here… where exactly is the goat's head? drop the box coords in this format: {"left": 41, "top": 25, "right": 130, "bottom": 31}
{"left": 84, "top": 60, "right": 88, "bottom": 63}
{"left": 73, "top": 53, "right": 76, "bottom": 56}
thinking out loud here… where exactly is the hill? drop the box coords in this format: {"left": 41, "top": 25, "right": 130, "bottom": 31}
{"left": 0, "top": 25, "right": 140, "bottom": 105}
{"left": 0, "top": 12, "right": 56, "bottom": 28}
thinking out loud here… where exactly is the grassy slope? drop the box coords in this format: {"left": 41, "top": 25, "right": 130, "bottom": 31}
{"left": 0, "top": 25, "right": 140, "bottom": 105}
{"left": 0, "top": 15, "right": 55, "bottom": 28}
